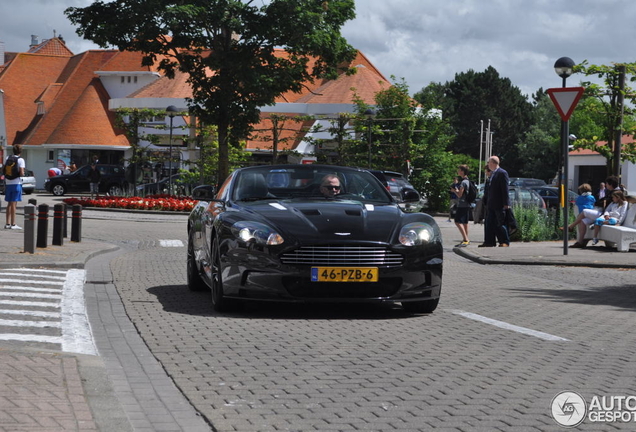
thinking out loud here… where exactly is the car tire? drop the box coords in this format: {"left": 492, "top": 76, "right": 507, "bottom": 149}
{"left": 187, "top": 230, "right": 208, "bottom": 292}
{"left": 402, "top": 298, "right": 439, "bottom": 314}
{"left": 51, "top": 184, "right": 66, "bottom": 196}
{"left": 211, "top": 237, "right": 240, "bottom": 313}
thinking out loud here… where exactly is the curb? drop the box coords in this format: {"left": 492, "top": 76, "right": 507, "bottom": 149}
{"left": 453, "top": 246, "right": 636, "bottom": 268}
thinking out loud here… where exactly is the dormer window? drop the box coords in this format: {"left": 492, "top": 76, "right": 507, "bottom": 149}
{"left": 37, "top": 101, "right": 45, "bottom": 115}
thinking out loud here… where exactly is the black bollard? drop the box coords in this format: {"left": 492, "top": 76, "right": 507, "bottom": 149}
{"left": 23, "top": 204, "right": 36, "bottom": 254}
{"left": 28, "top": 198, "right": 37, "bottom": 206}
{"left": 36, "top": 204, "right": 49, "bottom": 248}
{"left": 52, "top": 204, "right": 64, "bottom": 246}
{"left": 71, "top": 204, "right": 82, "bottom": 242}
{"left": 63, "top": 203, "right": 68, "bottom": 238}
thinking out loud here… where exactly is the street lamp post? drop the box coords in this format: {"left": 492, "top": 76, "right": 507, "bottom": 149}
{"left": 166, "top": 105, "right": 178, "bottom": 195}
{"left": 554, "top": 56, "right": 575, "bottom": 255}
{"left": 364, "top": 108, "right": 376, "bottom": 168}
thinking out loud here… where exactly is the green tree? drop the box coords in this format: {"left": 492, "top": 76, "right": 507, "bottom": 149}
{"left": 416, "top": 66, "right": 533, "bottom": 175}
{"left": 66, "top": 0, "right": 357, "bottom": 183}
{"left": 571, "top": 61, "right": 636, "bottom": 175}
{"left": 348, "top": 79, "right": 454, "bottom": 211}
{"left": 515, "top": 89, "right": 561, "bottom": 181}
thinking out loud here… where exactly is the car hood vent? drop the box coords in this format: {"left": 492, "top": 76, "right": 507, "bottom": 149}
{"left": 300, "top": 209, "right": 321, "bottom": 216}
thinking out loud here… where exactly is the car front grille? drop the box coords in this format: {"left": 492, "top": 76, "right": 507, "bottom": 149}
{"left": 280, "top": 245, "right": 403, "bottom": 268}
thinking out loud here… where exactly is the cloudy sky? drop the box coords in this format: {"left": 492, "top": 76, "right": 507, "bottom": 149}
{"left": 1, "top": 0, "right": 635, "bottom": 97}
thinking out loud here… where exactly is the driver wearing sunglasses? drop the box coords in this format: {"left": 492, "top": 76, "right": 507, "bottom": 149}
{"left": 319, "top": 174, "right": 341, "bottom": 197}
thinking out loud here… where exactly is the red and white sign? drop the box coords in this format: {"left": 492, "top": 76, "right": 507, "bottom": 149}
{"left": 547, "top": 87, "right": 585, "bottom": 122}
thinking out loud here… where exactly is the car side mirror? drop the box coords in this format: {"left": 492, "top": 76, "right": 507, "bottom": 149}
{"left": 402, "top": 189, "right": 420, "bottom": 203}
{"left": 192, "top": 185, "right": 216, "bottom": 200}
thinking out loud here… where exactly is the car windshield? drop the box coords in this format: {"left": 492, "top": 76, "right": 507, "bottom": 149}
{"left": 232, "top": 166, "right": 393, "bottom": 204}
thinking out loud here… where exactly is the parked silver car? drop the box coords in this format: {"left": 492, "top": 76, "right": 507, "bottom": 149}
{"left": 0, "top": 169, "right": 36, "bottom": 195}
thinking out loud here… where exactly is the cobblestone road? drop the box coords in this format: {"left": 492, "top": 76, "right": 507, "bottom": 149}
{"left": 80, "top": 213, "right": 636, "bottom": 431}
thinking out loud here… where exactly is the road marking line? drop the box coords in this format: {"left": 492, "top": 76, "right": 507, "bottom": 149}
{"left": 0, "top": 309, "right": 61, "bottom": 318}
{"left": 0, "top": 292, "right": 62, "bottom": 300}
{"left": 0, "top": 334, "right": 63, "bottom": 344}
{"left": 2, "top": 268, "right": 67, "bottom": 275}
{"left": 159, "top": 239, "right": 184, "bottom": 247}
{"left": 451, "top": 310, "right": 569, "bottom": 341}
{"left": 0, "top": 300, "right": 60, "bottom": 308}
{"left": 0, "top": 272, "right": 67, "bottom": 280}
{"left": 1, "top": 286, "right": 62, "bottom": 293}
{"left": 0, "top": 318, "right": 61, "bottom": 328}
{"left": 0, "top": 278, "right": 64, "bottom": 285}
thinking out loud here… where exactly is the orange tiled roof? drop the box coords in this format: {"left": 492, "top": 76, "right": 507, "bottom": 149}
{"left": 295, "top": 64, "right": 390, "bottom": 105}
{"left": 20, "top": 50, "right": 122, "bottom": 146}
{"left": 129, "top": 69, "right": 193, "bottom": 99}
{"left": 0, "top": 52, "right": 71, "bottom": 144}
{"left": 570, "top": 136, "right": 635, "bottom": 155}
{"left": 28, "top": 37, "right": 74, "bottom": 57}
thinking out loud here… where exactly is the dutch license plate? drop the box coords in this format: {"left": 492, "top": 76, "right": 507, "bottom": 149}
{"left": 311, "top": 267, "right": 379, "bottom": 282}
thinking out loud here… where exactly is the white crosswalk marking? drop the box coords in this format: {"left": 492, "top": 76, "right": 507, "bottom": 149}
{"left": 159, "top": 239, "right": 184, "bottom": 247}
{"left": 0, "top": 268, "right": 97, "bottom": 355}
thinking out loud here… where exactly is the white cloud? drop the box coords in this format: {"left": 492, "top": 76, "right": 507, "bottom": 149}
{"left": 2, "top": 0, "right": 635, "bottom": 98}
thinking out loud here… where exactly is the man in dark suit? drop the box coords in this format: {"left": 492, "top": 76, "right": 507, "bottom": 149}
{"left": 480, "top": 156, "right": 510, "bottom": 247}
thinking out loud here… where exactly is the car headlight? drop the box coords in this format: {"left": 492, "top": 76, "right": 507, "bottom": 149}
{"left": 231, "top": 221, "right": 284, "bottom": 245}
{"left": 398, "top": 222, "right": 435, "bottom": 246}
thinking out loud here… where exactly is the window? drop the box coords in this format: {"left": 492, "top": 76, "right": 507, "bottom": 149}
{"left": 47, "top": 150, "right": 55, "bottom": 162}
{"left": 121, "top": 76, "right": 125, "bottom": 84}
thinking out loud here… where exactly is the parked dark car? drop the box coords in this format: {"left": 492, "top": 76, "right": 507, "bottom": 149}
{"left": 187, "top": 164, "right": 443, "bottom": 314}
{"left": 530, "top": 186, "right": 578, "bottom": 209}
{"left": 368, "top": 170, "right": 426, "bottom": 212}
{"left": 44, "top": 164, "right": 127, "bottom": 196}
{"left": 509, "top": 177, "right": 547, "bottom": 187}
{"left": 473, "top": 186, "right": 547, "bottom": 223}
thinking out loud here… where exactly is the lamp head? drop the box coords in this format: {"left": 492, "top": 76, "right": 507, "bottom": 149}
{"left": 166, "top": 105, "right": 179, "bottom": 118}
{"left": 363, "top": 108, "right": 376, "bottom": 120}
{"left": 554, "top": 57, "right": 575, "bottom": 79}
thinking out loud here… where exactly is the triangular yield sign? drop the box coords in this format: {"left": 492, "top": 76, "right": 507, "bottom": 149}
{"left": 547, "top": 87, "right": 585, "bottom": 121}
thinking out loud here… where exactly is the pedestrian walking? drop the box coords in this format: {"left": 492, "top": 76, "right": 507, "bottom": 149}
{"left": 3, "top": 144, "right": 26, "bottom": 230}
{"left": 89, "top": 163, "right": 101, "bottom": 199}
{"left": 452, "top": 165, "right": 471, "bottom": 247}
{"left": 448, "top": 176, "right": 461, "bottom": 222}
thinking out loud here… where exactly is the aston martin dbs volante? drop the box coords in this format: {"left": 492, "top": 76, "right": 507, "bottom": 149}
{"left": 187, "top": 165, "right": 443, "bottom": 313}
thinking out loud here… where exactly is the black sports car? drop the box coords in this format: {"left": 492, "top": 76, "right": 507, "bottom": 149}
{"left": 187, "top": 164, "right": 443, "bottom": 313}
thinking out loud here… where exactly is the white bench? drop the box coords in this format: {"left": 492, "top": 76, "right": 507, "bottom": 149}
{"left": 583, "top": 203, "right": 636, "bottom": 252}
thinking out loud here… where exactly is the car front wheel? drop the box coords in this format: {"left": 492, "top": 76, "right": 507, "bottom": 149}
{"left": 51, "top": 184, "right": 66, "bottom": 196}
{"left": 211, "top": 237, "right": 239, "bottom": 313}
{"left": 187, "top": 230, "right": 208, "bottom": 292}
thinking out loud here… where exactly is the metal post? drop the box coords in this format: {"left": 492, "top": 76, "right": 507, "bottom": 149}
{"left": 52, "top": 204, "right": 64, "bottom": 246}
{"left": 71, "top": 204, "right": 82, "bottom": 242}
{"left": 28, "top": 198, "right": 37, "bottom": 206}
{"left": 36, "top": 204, "right": 49, "bottom": 249}
{"left": 614, "top": 65, "right": 626, "bottom": 178}
{"left": 478, "top": 120, "right": 484, "bottom": 186}
{"left": 168, "top": 114, "right": 174, "bottom": 194}
{"left": 63, "top": 203, "right": 68, "bottom": 238}
{"left": 562, "top": 119, "right": 569, "bottom": 255}
{"left": 23, "top": 204, "right": 36, "bottom": 254}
